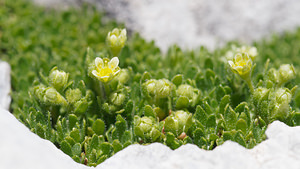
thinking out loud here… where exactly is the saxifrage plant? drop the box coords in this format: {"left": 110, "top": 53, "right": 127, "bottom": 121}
{"left": 1, "top": 0, "right": 300, "bottom": 167}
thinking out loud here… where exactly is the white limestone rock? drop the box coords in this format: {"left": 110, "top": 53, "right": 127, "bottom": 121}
{"left": 32, "top": 0, "right": 300, "bottom": 52}
{"left": 97, "top": 121, "right": 300, "bottom": 169}
{"left": 0, "top": 61, "right": 11, "bottom": 110}
{"left": 1, "top": 105, "right": 300, "bottom": 169}
{"left": 0, "top": 108, "right": 89, "bottom": 169}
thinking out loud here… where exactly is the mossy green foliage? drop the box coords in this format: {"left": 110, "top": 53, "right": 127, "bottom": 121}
{"left": 1, "top": 0, "right": 300, "bottom": 167}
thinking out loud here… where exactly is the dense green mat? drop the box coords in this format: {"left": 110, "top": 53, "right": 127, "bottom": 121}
{"left": 1, "top": 0, "right": 300, "bottom": 167}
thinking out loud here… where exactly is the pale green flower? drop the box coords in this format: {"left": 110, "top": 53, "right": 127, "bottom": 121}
{"left": 228, "top": 53, "right": 252, "bottom": 79}
{"left": 92, "top": 57, "right": 120, "bottom": 83}
{"left": 228, "top": 52, "right": 254, "bottom": 93}
{"left": 106, "top": 28, "right": 127, "bottom": 56}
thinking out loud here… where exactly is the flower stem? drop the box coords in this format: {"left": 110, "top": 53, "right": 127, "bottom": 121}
{"left": 245, "top": 77, "right": 254, "bottom": 94}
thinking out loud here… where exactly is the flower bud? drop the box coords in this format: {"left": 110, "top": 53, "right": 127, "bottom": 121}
{"left": 138, "top": 116, "right": 153, "bottom": 133}
{"left": 66, "top": 88, "right": 82, "bottom": 104}
{"left": 116, "top": 69, "right": 130, "bottom": 84}
{"left": 278, "top": 64, "right": 296, "bottom": 85}
{"left": 74, "top": 99, "right": 89, "bottom": 114}
{"left": 174, "top": 110, "right": 192, "bottom": 132}
{"left": 144, "top": 79, "right": 157, "bottom": 96}
{"left": 270, "top": 88, "right": 292, "bottom": 121}
{"left": 134, "top": 116, "right": 161, "bottom": 142}
{"left": 253, "top": 87, "right": 269, "bottom": 106}
{"left": 109, "top": 92, "right": 126, "bottom": 106}
{"left": 164, "top": 110, "right": 192, "bottom": 136}
{"left": 271, "top": 102, "right": 290, "bottom": 121}
{"left": 177, "top": 84, "right": 194, "bottom": 99}
{"left": 155, "top": 79, "right": 173, "bottom": 98}
{"left": 49, "top": 67, "right": 69, "bottom": 90}
{"left": 267, "top": 68, "right": 279, "bottom": 84}
{"left": 225, "top": 51, "right": 234, "bottom": 61}
{"left": 275, "top": 88, "right": 292, "bottom": 105}
{"left": 149, "top": 127, "right": 161, "bottom": 141}
{"left": 43, "top": 87, "right": 67, "bottom": 106}
{"left": 106, "top": 28, "right": 127, "bottom": 56}
{"left": 34, "top": 85, "right": 47, "bottom": 101}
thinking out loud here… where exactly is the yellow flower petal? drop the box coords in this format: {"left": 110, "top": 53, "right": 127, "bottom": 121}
{"left": 121, "top": 29, "right": 127, "bottom": 36}
{"left": 95, "top": 57, "right": 103, "bottom": 69}
{"left": 235, "top": 53, "right": 243, "bottom": 63}
{"left": 109, "top": 57, "right": 119, "bottom": 70}
{"left": 112, "top": 28, "right": 119, "bottom": 35}
{"left": 228, "top": 60, "right": 235, "bottom": 69}
{"left": 92, "top": 70, "right": 98, "bottom": 78}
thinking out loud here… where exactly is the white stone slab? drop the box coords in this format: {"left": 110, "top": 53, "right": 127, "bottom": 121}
{"left": 0, "top": 108, "right": 89, "bottom": 169}
{"left": 0, "top": 61, "right": 11, "bottom": 110}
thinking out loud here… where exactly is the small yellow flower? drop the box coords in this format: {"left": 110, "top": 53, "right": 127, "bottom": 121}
{"left": 92, "top": 57, "right": 120, "bottom": 83}
{"left": 228, "top": 52, "right": 254, "bottom": 93}
{"left": 107, "top": 28, "right": 127, "bottom": 56}
{"left": 228, "top": 52, "right": 252, "bottom": 79}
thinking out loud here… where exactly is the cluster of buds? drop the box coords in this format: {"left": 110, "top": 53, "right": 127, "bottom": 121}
{"left": 134, "top": 116, "right": 161, "bottom": 142}
{"left": 164, "top": 110, "right": 193, "bottom": 139}
{"left": 33, "top": 68, "right": 92, "bottom": 115}
{"left": 34, "top": 85, "right": 68, "bottom": 106}
{"left": 66, "top": 88, "right": 92, "bottom": 114}
{"left": 253, "top": 86, "right": 294, "bottom": 122}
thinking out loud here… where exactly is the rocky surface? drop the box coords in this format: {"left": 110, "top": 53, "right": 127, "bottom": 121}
{"left": 32, "top": 0, "right": 300, "bottom": 52}
{"left": 0, "top": 108, "right": 89, "bottom": 169}
{"left": 0, "top": 61, "right": 11, "bottom": 110}
{"left": 1, "top": 105, "right": 300, "bottom": 169}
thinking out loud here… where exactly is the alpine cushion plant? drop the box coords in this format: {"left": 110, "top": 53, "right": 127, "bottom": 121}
{"left": 1, "top": 0, "right": 300, "bottom": 167}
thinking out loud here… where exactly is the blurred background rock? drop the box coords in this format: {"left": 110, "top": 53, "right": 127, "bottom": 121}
{"left": 32, "top": 0, "right": 300, "bottom": 52}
